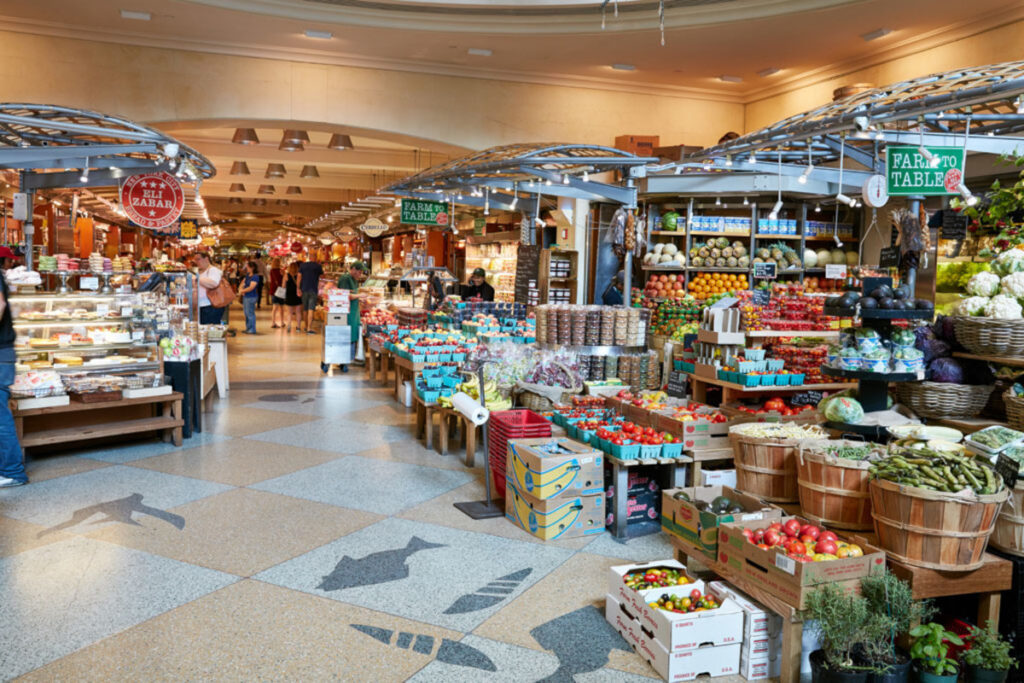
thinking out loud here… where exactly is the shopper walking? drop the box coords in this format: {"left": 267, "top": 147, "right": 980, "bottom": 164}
{"left": 297, "top": 254, "right": 324, "bottom": 334}
{"left": 335, "top": 260, "right": 367, "bottom": 373}
{"left": 0, "top": 246, "right": 26, "bottom": 488}
{"left": 255, "top": 257, "right": 268, "bottom": 309}
{"left": 239, "top": 261, "right": 260, "bottom": 334}
{"left": 195, "top": 252, "right": 227, "bottom": 324}
{"left": 285, "top": 261, "right": 302, "bottom": 332}
{"left": 269, "top": 257, "right": 285, "bottom": 329}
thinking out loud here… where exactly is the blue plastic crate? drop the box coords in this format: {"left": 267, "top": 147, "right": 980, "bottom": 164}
{"left": 662, "top": 442, "right": 684, "bottom": 458}
{"left": 442, "top": 376, "right": 459, "bottom": 389}
{"left": 451, "top": 352, "right": 466, "bottom": 362}
{"left": 766, "top": 359, "right": 784, "bottom": 372}
{"left": 639, "top": 444, "right": 662, "bottom": 459}
{"left": 790, "top": 373, "right": 805, "bottom": 386}
{"left": 409, "top": 353, "right": 426, "bottom": 363}
{"left": 611, "top": 441, "right": 641, "bottom": 460}
{"left": 421, "top": 367, "right": 442, "bottom": 379}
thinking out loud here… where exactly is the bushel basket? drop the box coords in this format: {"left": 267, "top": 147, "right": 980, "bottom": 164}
{"left": 953, "top": 316, "right": 1024, "bottom": 357}
{"left": 1005, "top": 390, "right": 1024, "bottom": 431}
{"left": 896, "top": 381, "right": 994, "bottom": 419}
{"left": 729, "top": 429, "right": 808, "bottom": 503}
{"left": 797, "top": 439, "right": 880, "bottom": 530}
{"left": 869, "top": 478, "right": 1008, "bottom": 570}
{"left": 990, "top": 480, "right": 1024, "bottom": 557}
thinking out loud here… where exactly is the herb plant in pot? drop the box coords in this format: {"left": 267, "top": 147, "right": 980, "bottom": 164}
{"left": 804, "top": 583, "right": 873, "bottom": 683}
{"left": 859, "top": 572, "right": 935, "bottom": 683}
{"left": 963, "top": 621, "right": 1017, "bottom": 683}
{"left": 909, "top": 622, "right": 963, "bottom": 683}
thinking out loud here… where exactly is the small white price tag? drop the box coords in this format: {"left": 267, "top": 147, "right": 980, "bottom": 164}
{"left": 774, "top": 552, "right": 797, "bottom": 576}
{"left": 57, "top": 334, "right": 72, "bottom": 346}
{"left": 95, "top": 304, "right": 109, "bottom": 316}
{"left": 131, "top": 330, "right": 144, "bottom": 341}
{"left": 121, "top": 307, "right": 133, "bottom": 317}
{"left": 80, "top": 276, "right": 99, "bottom": 291}
{"left": 825, "top": 264, "right": 847, "bottom": 279}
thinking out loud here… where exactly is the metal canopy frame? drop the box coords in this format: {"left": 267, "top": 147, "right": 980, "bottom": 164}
{"left": 0, "top": 103, "right": 216, "bottom": 265}
{"left": 680, "top": 61, "right": 1024, "bottom": 171}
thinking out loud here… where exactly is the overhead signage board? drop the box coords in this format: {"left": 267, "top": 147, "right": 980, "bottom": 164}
{"left": 401, "top": 199, "right": 449, "bottom": 226}
{"left": 179, "top": 220, "right": 198, "bottom": 240}
{"left": 885, "top": 146, "right": 965, "bottom": 196}
{"left": 120, "top": 172, "right": 185, "bottom": 229}
{"left": 359, "top": 217, "right": 388, "bottom": 238}
{"left": 474, "top": 217, "right": 486, "bottom": 236}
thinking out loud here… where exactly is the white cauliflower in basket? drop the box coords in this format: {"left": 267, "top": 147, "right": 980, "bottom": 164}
{"left": 992, "top": 249, "right": 1024, "bottom": 277}
{"left": 966, "top": 271, "right": 1001, "bottom": 297}
{"left": 956, "top": 296, "right": 990, "bottom": 316}
{"left": 1001, "top": 272, "right": 1024, "bottom": 300}
{"left": 985, "top": 294, "right": 1023, "bottom": 319}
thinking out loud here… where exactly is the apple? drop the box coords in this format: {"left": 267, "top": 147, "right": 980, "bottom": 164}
{"left": 800, "top": 524, "right": 821, "bottom": 540}
{"left": 783, "top": 519, "right": 802, "bottom": 538}
{"left": 815, "top": 540, "right": 838, "bottom": 555}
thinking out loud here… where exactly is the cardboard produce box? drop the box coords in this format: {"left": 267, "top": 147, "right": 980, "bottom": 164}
{"left": 505, "top": 482, "right": 605, "bottom": 541}
{"left": 700, "top": 469, "right": 737, "bottom": 487}
{"left": 632, "top": 584, "right": 744, "bottom": 653}
{"left": 605, "top": 593, "right": 641, "bottom": 649}
{"left": 607, "top": 559, "right": 701, "bottom": 617}
{"left": 661, "top": 487, "right": 780, "bottom": 559}
{"left": 637, "top": 632, "right": 742, "bottom": 682}
{"left": 741, "top": 648, "right": 782, "bottom": 680}
{"left": 717, "top": 518, "right": 885, "bottom": 609}
{"left": 708, "top": 580, "right": 784, "bottom": 641}
{"left": 506, "top": 437, "right": 603, "bottom": 500}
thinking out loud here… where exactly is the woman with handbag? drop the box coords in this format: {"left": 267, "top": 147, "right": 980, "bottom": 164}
{"left": 269, "top": 257, "right": 285, "bottom": 329}
{"left": 284, "top": 261, "right": 302, "bottom": 332}
{"left": 194, "top": 252, "right": 232, "bottom": 324}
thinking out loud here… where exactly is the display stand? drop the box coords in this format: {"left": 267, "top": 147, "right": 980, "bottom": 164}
{"left": 165, "top": 359, "right": 202, "bottom": 438}
{"left": 607, "top": 452, "right": 692, "bottom": 539}
{"left": 687, "top": 373, "right": 849, "bottom": 404}
{"left": 393, "top": 355, "right": 426, "bottom": 403}
{"left": 887, "top": 552, "right": 1012, "bottom": 628}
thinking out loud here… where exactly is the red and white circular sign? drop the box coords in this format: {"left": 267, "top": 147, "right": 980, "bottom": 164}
{"left": 944, "top": 168, "right": 963, "bottom": 194}
{"left": 436, "top": 211, "right": 449, "bottom": 226}
{"left": 119, "top": 172, "right": 185, "bottom": 229}
{"left": 290, "top": 241, "right": 304, "bottom": 253}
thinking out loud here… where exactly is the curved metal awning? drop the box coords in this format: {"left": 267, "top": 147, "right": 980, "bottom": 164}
{"left": 0, "top": 103, "right": 216, "bottom": 191}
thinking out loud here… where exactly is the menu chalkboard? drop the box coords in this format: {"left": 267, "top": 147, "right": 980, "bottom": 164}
{"left": 941, "top": 212, "right": 969, "bottom": 241}
{"left": 666, "top": 371, "right": 688, "bottom": 398}
{"left": 752, "top": 289, "right": 771, "bottom": 305}
{"left": 790, "top": 391, "right": 824, "bottom": 407}
{"left": 879, "top": 246, "right": 901, "bottom": 269}
{"left": 753, "top": 262, "right": 777, "bottom": 280}
{"left": 514, "top": 244, "right": 541, "bottom": 305}
{"left": 997, "top": 453, "right": 1019, "bottom": 490}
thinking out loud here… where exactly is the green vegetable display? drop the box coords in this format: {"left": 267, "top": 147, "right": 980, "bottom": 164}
{"left": 869, "top": 447, "right": 1005, "bottom": 495}
{"left": 823, "top": 444, "right": 879, "bottom": 462}
{"left": 823, "top": 396, "right": 865, "bottom": 424}
{"left": 968, "top": 426, "right": 1024, "bottom": 451}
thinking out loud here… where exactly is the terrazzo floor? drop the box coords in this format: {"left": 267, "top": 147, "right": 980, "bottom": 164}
{"left": 0, "top": 305, "right": 689, "bottom": 682}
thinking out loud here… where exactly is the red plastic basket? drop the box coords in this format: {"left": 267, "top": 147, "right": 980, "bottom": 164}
{"left": 485, "top": 409, "right": 551, "bottom": 500}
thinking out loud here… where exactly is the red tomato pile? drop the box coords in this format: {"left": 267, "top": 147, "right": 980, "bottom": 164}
{"left": 733, "top": 398, "right": 816, "bottom": 417}
{"left": 741, "top": 519, "right": 865, "bottom": 563}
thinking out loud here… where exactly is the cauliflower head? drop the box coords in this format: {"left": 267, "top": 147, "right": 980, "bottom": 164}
{"left": 956, "top": 296, "right": 990, "bottom": 316}
{"left": 992, "top": 249, "right": 1024, "bottom": 277}
{"left": 985, "top": 294, "right": 1023, "bottom": 319}
{"left": 967, "top": 271, "right": 1001, "bottom": 297}
{"left": 1001, "top": 272, "right": 1024, "bottom": 300}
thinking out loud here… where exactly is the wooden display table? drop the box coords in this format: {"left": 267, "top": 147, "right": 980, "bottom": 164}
{"left": 15, "top": 392, "right": 184, "bottom": 455}
{"left": 687, "top": 372, "right": 850, "bottom": 405}
{"left": 393, "top": 355, "right": 425, "bottom": 403}
{"left": 669, "top": 534, "right": 804, "bottom": 683}
{"left": 413, "top": 394, "right": 441, "bottom": 450}
{"left": 887, "top": 553, "right": 1012, "bottom": 627}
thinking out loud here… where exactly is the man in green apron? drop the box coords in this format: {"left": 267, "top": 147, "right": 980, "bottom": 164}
{"left": 336, "top": 260, "right": 367, "bottom": 373}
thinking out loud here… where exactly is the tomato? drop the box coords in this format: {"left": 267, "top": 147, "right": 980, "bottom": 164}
{"left": 818, "top": 531, "right": 839, "bottom": 544}
{"left": 769, "top": 521, "right": 783, "bottom": 532}
{"left": 789, "top": 541, "right": 806, "bottom": 556}
{"left": 783, "top": 518, "right": 802, "bottom": 537}
{"left": 800, "top": 524, "right": 821, "bottom": 540}
{"left": 764, "top": 397, "right": 786, "bottom": 413}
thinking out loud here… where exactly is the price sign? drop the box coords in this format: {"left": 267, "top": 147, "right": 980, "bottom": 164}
{"left": 825, "top": 264, "right": 847, "bottom": 279}
{"left": 666, "top": 371, "right": 687, "bottom": 398}
{"left": 941, "top": 211, "right": 969, "bottom": 241}
{"left": 790, "top": 391, "right": 824, "bottom": 407}
{"left": 80, "top": 276, "right": 99, "bottom": 291}
{"left": 997, "top": 453, "right": 1019, "bottom": 490}
{"left": 879, "top": 246, "right": 900, "bottom": 269}
{"left": 752, "top": 262, "right": 776, "bottom": 280}
{"left": 57, "top": 334, "right": 72, "bottom": 346}
{"left": 131, "top": 330, "right": 145, "bottom": 341}
{"left": 96, "top": 304, "right": 110, "bottom": 316}
{"left": 752, "top": 289, "right": 771, "bottom": 305}
{"left": 121, "top": 306, "right": 133, "bottom": 317}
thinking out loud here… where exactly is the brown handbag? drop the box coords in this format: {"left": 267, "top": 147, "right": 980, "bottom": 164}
{"left": 206, "top": 277, "right": 236, "bottom": 308}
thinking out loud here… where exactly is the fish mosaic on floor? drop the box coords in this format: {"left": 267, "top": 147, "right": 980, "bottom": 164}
{"left": 37, "top": 493, "right": 186, "bottom": 537}
{"left": 530, "top": 606, "right": 631, "bottom": 683}
{"left": 442, "top": 568, "right": 533, "bottom": 614}
{"left": 350, "top": 625, "right": 497, "bottom": 672}
{"left": 317, "top": 536, "right": 445, "bottom": 591}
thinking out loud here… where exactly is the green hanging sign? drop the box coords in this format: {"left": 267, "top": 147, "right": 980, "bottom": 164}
{"left": 885, "top": 146, "right": 965, "bottom": 196}
{"left": 401, "top": 199, "right": 449, "bottom": 226}
{"left": 473, "top": 217, "right": 486, "bottom": 235}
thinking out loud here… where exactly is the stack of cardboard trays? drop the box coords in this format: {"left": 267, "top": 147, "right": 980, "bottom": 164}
{"left": 504, "top": 437, "right": 605, "bottom": 541}
{"left": 605, "top": 559, "right": 744, "bottom": 681}
{"left": 709, "top": 581, "right": 783, "bottom": 680}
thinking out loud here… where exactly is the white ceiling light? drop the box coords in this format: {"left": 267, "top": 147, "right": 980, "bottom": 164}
{"left": 120, "top": 9, "right": 151, "bottom": 20}
{"left": 611, "top": 64, "right": 635, "bottom": 71}
{"left": 79, "top": 158, "right": 90, "bottom": 183}
{"left": 918, "top": 146, "right": 941, "bottom": 168}
{"left": 757, "top": 67, "right": 780, "bottom": 78}
{"left": 861, "top": 28, "right": 892, "bottom": 41}
{"left": 719, "top": 75, "right": 743, "bottom": 83}
{"left": 304, "top": 29, "right": 333, "bottom": 40}
{"left": 467, "top": 48, "right": 492, "bottom": 57}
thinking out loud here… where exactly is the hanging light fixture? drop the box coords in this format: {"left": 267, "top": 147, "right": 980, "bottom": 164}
{"left": 743, "top": 196, "right": 750, "bottom": 206}
{"left": 230, "top": 161, "right": 250, "bottom": 175}
{"left": 265, "top": 164, "right": 287, "bottom": 179}
{"left": 282, "top": 130, "right": 309, "bottom": 144}
{"left": 957, "top": 115, "right": 979, "bottom": 206}
{"left": 229, "top": 183, "right": 246, "bottom": 192}
{"left": 232, "top": 128, "right": 259, "bottom": 145}
{"left": 79, "top": 157, "right": 90, "bottom": 184}
{"left": 253, "top": 198, "right": 268, "bottom": 207}
{"left": 279, "top": 135, "right": 304, "bottom": 152}
{"left": 300, "top": 165, "right": 319, "bottom": 178}
{"left": 228, "top": 197, "right": 242, "bottom": 205}
{"left": 799, "top": 146, "right": 814, "bottom": 184}
{"left": 768, "top": 150, "right": 783, "bottom": 220}
{"left": 286, "top": 186, "right": 302, "bottom": 195}
{"left": 328, "top": 134, "right": 354, "bottom": 150}
{"left": 258, "top": 185, "right": 275, "bottom": 194}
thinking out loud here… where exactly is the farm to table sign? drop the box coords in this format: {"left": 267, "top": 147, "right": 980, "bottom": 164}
{"left": 120, "top": 172, "right": 185, "bottom": 229}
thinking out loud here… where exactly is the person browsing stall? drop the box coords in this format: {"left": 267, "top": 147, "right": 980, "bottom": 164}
{"left": 297, "top": 254, "right": 324, "bottom": 334}
{"left": 461, "top": 267, "right": 495, "bottom": 302}
{"left": 194, "top": 252, "right": 226, "bottom": 324}
{"left": 335, "top": 261, "right": 368, "bottom": 373}
{"left": 0, "top": 247, "right": 26, "bottom": 488}
{"left": 239, "top": 261, "right": 260, "bottom": 334}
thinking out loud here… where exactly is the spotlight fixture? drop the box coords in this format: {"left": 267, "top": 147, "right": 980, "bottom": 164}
{"left": 918, "top": 146, "right": 940, "bottom": 168}
{"left": 958, "top": 182, "right": 979, "bottom": 206}
{"left": 230, "top": 161, "right": 250, "bottom": 175}
{"left": 748, "top": 152, "right": 757, "bottom": 164}
{"left": 715, "top": 196, "right": 722, "bottom": 206}
{"left": 232, "top": 128, "right": 259, "bottom": 145}
{"left": 814, "top": 203, "right": 822, "bottom": 213}
{"left": 229, "top": 183, "right": 246, "bottom": 192}
{"left": 265, "top": 163, "right": 286, "bottom": 178}
{"left": 328, "top": 134, "right": 354, "bottom": 150}
{"left": 228, "top": 197, "right": 243, "bottom": 205}
{"left": 282, "top": 130, "right": 310, "bottom": 144}
{"left": 285, "top": 186, "right": 302, "bottom": 195}
{"left": 300, "top": 165, "right": 319, "bottom": 178}
{"left": 768, "top": 199, "right": 784, "bottom": 220}
{"left": 1017, "top": 97, "right": 1024, "bottom": 115}
{"left": 743, "top": 196, "right": 750, "bottom": 206}
{"left": 562, "top": 174, "right": 570, "bottom": 185}
{"left": 836, "top": 193, "right": 856, "bottom": 206}
{"left": 253, "top": 198, "right": 267, "bottom": 207}
{"left": 725, "top": 156, "right": 733, "bottom": 167}
{"left": 798, "top": 163, "right": 814, "bottom": 184}
{"left": 582, "top": 171, "right": 589, "bottom": 182}
{"left": 79, "top": 158, "right": 90, "bottom": 183}
{"left": 258, "top": 185, "right": 275, "bottom": 194}
{"left": 278, "top": 137, "right": 303, "bottom": 152}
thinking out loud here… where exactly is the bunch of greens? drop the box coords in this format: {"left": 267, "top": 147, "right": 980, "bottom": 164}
{"left": 963, "top": 621, "right": 1017, "bottom": 672}
{"left": 910, "top": 623, "right": 963, "bottom": 676}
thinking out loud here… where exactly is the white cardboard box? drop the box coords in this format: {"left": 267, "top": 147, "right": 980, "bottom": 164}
{"left": 636, "top": 630, "right": 742, "bottom": 682}
{"left": 740, "top": 650, "right": 782, "bottom": 680}
{"left": 708, "top": 580, "right": 784, "bottom": 640}
{"left": 633, "top": 584, "right": 744, "bottom": 653}
{"left": 605, "top": 594, "right": 640, "bottom": 649}
{"left": 123, "top": 385, "right": 172, "bottom": 399}
{"left": 607, "top": 560, "right": 702, "bottom": 618}
{"left": 699, "top": 469, "right": 737, "bottom": 487}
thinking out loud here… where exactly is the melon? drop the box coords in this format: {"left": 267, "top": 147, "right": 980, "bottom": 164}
{"left": 803, "top": 249, "right": 818, "bottom": 268}
{"left": 653, "top": 243, "right": 666, "bottom": 253}
{"left": 816, "top": 249, "right": 832, "bottom": 266}
{"left": 845, "top": 252, "right": 858, "bottom": 266}
{"left": 830, "top": 248, "right": 845, "bottom": 265}
{"left": 663, "top": 243, "right": 679, "bottom": 256}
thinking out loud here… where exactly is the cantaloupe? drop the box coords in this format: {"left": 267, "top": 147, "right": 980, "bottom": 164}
{"left": 830, "top": 248, "right": 845, "bottom": 265}
{"left": 815, "top": 249, "right": 832, "bottom": 266}
{"left": 845, "top": 252, "right": 858, "bottom": 266}
{"left": 804, "top": 249, "right": 818, "bottom": 268}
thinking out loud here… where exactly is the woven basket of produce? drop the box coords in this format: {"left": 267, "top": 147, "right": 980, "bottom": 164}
{"left": 729, "top": 422, "right": 828, "bottom": 503}
{"left": 953, "top": 316, "right": 1024, "bottom": 357}
{"left": 797, "top": 440, "right": 885, "bottom": 531}
{"left": 895, "top": 381, "right": 994, "bottom": 419}
{"left": 515, "top": 362, "right": 582, "bottom": 413}
{"left": 1004, "top": 391, "right": 1024, "bottom": 431}
{"left": 869, "top": 447, "right": 1008, "bottom": 570}
{"left": 991, "top": 478, "right": 1024, "bottom": 557}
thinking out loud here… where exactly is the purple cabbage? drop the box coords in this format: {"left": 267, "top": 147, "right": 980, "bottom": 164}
{"left": 929, "top": 357, "right": 965, "bottom": 383}
{"left": 932, "top": 315, "right": 958, "bottom": 348}
{"left": 915, "top": 326, "right": 951, "bottom": 364}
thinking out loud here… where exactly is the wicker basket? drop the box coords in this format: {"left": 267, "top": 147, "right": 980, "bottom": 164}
{"left": 990, "top": 480, "right": 1024, "bottom": 558}
{"left": 870, "top": 478, "right": 1008, "bottom": 570}
{"left": 953, "top": 316, "right": 1024, "bottom": 357}
{"left": 728, "top": 427, "right": 823, "bottom": 503}
{"left": 1005, "top": 390, "right": 1024, "bottom": 431}
{"left": 896, "top": 381, "right": 994, "bottom": 419}
{"left": 515, "top": 362, "right": 582, "bottom": 412}
{"left": 797, "top": 440, "right": 881, "bottom": 530}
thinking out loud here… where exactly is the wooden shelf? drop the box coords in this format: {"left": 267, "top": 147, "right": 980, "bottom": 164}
{"left": 15, "top": 392, "right": 183, "bottom": 416}
{"left": 688, "top": 267, "right": 749, "bottom": 273}
{"left": 641, "top": 265, "right": 686, "bottom": 271}
{"left": 651, "top": 231, "right": 686, "bottom": 236}
{"left": 21, "top": 416, "right": 183, "bottom": 448}
{"left": 754, "top": 234, "right": 801, "bottom": 240}
{"left": 690, "top": 231, "right": 751, "bottom": 237}
{"left": 954, "top": 352, "right": 1024, "bottom": 367}
{"left": 687, "top": 374, "right": 850, "bottom": 393}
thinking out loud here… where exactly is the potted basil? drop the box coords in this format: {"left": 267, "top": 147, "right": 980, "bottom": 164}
{"left": 909, "top": 622, "right": 963, "bottom": 683}
{"left": 963, "top": 621, "right": 1017, "bottom": 683}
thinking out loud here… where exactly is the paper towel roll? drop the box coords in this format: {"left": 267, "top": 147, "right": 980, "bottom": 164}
{"left": 452, "top": 391, "right": 490, "bottom": 427}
